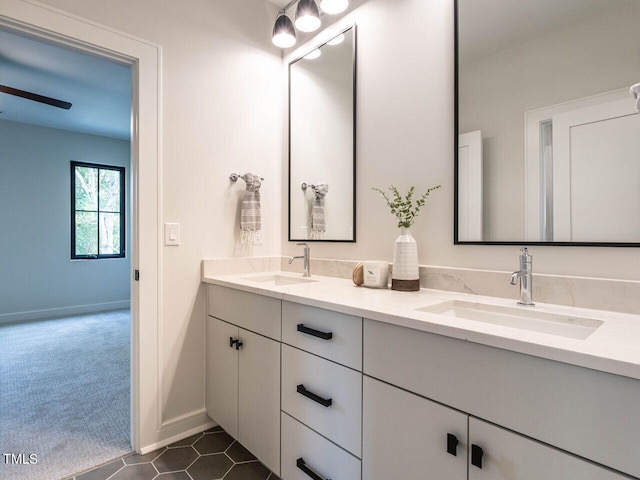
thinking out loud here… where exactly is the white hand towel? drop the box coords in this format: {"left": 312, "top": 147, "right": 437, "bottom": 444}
{"left": 310, "top": 183, "right": 328, "bottom": 240}
{"left": 630, "top": 83, "right": 640, "bottom": 111}
{"left": 240, "top": 172, "right": 262, "bottom": 244}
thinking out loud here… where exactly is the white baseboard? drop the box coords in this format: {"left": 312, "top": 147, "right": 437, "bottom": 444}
{"left": 140, "top": 410, "right": 216, "bottom": 454}
{"left": 0, "top": 301, "right": 131, "bottom": 325}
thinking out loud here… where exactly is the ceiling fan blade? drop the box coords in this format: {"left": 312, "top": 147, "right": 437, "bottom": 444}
{"left": 0, "top": 84, "right": 72, "bottom": 110}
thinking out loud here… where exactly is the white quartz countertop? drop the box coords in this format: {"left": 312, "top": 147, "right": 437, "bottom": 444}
{"left": 202, "top": 271, "right": 640, "bottom": 380}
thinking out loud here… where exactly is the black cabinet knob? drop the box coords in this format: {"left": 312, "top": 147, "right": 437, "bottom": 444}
{"left": 229, "top": 337, "right": 242, "bottom": 350}
{"left": 447, "top": 433, "right": 459, "bottom": 456}
{"left": 471, "top": 444, "right": 484, "bottom": 469}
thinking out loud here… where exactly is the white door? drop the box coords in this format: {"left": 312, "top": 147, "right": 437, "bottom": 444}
{"left": 205, "top": 317, "right": 239, "bottom": 438}
{"left": 552, "top": 98, "right": 640, "bottom": 242}
{"left": 238, "top": 328, "right": 281, "bottom": 475}
{"left": 468, "top": 417, "right": 628, "bottom": 479}
{"left": 362, "top": 376, "right": 468, "bottom": 480}
{"left": 458, "top": 130, "right": 483, "bottom": 241}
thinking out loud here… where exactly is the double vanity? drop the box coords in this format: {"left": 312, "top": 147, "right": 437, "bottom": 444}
{"left": 202, "top": 267, "right": 640, "bottom": 480}
{"left": 201, "top": 1, "right": 640, "bottom": 477}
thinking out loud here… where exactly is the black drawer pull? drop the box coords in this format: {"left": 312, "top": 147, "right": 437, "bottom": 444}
{"left": 297, "top": 384, "right": 332, "bottom": 407}
{"left": 296, "top": 457, "right": 331, "bottom": 480}
{"left": 471, "top": 444, "right": 483, "bottom": 469}
{"left": 297, "top": 323, "right": 333, "bottom": 340}
{"left": 447, "top": 433, "right": 458, "bottom": 456}
{"left": 235, "top": 339, "right": 243, "bottom": 350}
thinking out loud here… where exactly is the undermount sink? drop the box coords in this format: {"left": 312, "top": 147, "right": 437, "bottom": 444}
{"left": 240, "top": 274, "right": 319, "bottom": 286}
{"left": 417, "top": 300, "right": 603, "bottom": 340}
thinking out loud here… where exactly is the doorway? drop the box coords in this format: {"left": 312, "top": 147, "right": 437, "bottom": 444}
{"left": 0, "top": 0, "right": 161, "bottom": 477}
{"left": 0, "top": 26, "right": 132, "bottom": 480}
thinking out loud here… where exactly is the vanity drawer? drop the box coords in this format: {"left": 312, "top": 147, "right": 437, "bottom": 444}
{"left": 207, "top": 285, "right": 281, "bottom": 340}
{"left": 281, "top": 412, "right": 361, "bottom": 480}
{"left": 364, "top": 318, "right": 640, "bottom": 478}
{"left": 282, "top": 301, "right": 362, "bottom": 369}
{"left": 282, "top": 344, "right": 362, "bottom": 457}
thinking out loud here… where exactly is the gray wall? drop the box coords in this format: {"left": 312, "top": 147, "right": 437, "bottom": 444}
{"left": 0, "top": 120, "right": 131, "bottom": 323}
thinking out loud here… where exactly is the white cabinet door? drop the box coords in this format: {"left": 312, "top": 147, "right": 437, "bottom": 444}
{"left": 281, "top": 412, "right": 361, "bottom": 480}
{"left": 362, "top": 376, "right": 467, "bottom": 480}
{"left": 208, "top": 285, "right": 282, "bottom": 340}
{"left": 281, "top": 344, "right": 362, "bottom": 457}
{"left": 238, "top": 328, "right": 281, "bottom": 476}
{"left": 205, "top": 317, "right": 239, "bottom": 438}
{"left": 282, "top": 301, "right": 362, "bottom": 369}
{"left": 468, "top": 418, "right": 628, "bottom": 480}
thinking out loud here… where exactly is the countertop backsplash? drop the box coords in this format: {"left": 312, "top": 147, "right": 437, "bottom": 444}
{"left": 202, "top": 257, "right": 640, "bottom": 315}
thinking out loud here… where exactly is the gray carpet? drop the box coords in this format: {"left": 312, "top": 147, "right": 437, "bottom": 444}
{"left": 0, "top": 310, "right": 131, "bottom": 480}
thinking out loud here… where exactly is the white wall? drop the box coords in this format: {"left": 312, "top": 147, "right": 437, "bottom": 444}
{"left": 282, "top": 0, "right": 640, "bottom": 281}
{"left": 0, "top": 120, "right": 130, "bottom": 322}
{"left": 35, "top": 0, "right": 283, "bottom": 429}
{"left": 459, "top": 3, "right": 640, "bottom": 240}
{"left": 23, "top": 0, "right": 638, "bottom": 452}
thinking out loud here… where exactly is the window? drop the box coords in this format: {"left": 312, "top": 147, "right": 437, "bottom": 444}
{"left": 71, "top": 161, "right": 125, "bottom": 259}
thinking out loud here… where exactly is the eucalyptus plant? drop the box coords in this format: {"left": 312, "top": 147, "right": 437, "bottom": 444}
{"left": 372, "top": 184, "right": 441, "bottom": 228}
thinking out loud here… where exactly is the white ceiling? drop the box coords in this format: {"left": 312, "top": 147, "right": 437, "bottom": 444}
{"left": 0, "top": 28, "right": 131, "bottom": 140}
{"left": 266, "top": 0, "right": 291, "bottom": 8}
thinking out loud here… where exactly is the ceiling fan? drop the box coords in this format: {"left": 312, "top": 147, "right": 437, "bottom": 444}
{"left": 0, "top": 84, "right": 72, "bottom": 110}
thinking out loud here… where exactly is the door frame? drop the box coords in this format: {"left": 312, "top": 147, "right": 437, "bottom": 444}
{"left": 457, "top": 130, "right": 483, "bottom": 242}
{"left": 0, "top": 0, "right": 161, "bottom": 452}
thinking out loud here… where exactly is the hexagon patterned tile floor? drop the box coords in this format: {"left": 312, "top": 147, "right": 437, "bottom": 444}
{"left": 67, "top": 427, "right": 280, "bottom": 480}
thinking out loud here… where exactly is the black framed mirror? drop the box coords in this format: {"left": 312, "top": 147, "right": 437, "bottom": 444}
{"left": 455, "top": 0, "right": 640, "bottom": 246}
{"left": 288, "top": 26, "right": 356, "bottom": 242}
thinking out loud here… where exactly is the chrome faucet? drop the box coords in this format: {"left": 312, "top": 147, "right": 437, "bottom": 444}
{"left": 289, "top": 242, "right": 311, "bottom": 277}
{"left": 510, "top": 247, "right": 534, "bottom": 306}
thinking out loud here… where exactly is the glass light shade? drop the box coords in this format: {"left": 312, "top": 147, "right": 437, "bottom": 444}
{"left": 327, "top": 33, "right": 345, "bottom": 45}
{"left": 272, "top": 14, "right": 296, "bottom": 48}
{"left": 295, "top": 0, "right": 321, "bottom": 32}
{"left": 320, "top": 0, "right": 348, "bottom": 14}
{"left": 304, "top": 49, "right": 322, "bottom": 60}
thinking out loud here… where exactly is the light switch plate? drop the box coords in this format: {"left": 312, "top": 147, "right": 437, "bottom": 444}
{"left": 164, "top": 223, "right": 180, "bottom": 246}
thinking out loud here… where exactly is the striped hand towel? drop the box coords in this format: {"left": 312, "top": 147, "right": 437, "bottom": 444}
{"left": 311, "top": 183, "right": 328, "bottom": 239}
{"left": 240, "top": 172, "right": 262, "bottom": 243}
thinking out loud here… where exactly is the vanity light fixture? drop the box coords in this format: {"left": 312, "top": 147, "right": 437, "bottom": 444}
{"left": 295, "top": 0, "right": 321, "bottom": 32}
{"left": 326, "top": 33, "right": 345, "bottom": 45}
{"left": 272, "top": 12, "right": 297, "bottom": 48}
{"left": 320, "top": 0, "right": 348, "bottom": 14}
{"left": 304, "top": 48, "right": 322, "bottom": 60}
{"left": 272, "top": 0, "right": 349, "bottom": 49}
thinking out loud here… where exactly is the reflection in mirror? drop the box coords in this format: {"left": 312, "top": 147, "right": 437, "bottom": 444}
{"left": 289, "top": 27, "right": 355, "bottom": 242}
{"left": 456, "top": 0, "right": 640, "bottom": 245}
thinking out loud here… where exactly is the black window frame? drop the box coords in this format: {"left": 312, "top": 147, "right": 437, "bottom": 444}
{"left": 71, "top": 161, "right": 126, "bottom": 260}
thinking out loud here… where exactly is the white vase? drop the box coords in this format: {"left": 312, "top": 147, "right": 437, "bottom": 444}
{"left": 391, "top": 227, "right": 420, "bottom": 291}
